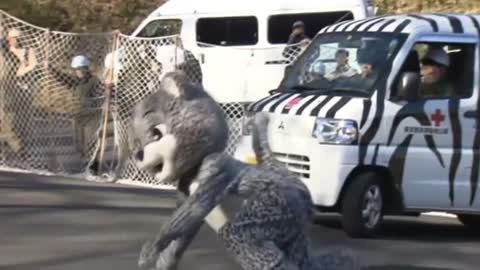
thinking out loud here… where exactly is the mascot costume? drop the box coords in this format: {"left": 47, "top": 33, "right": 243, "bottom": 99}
{"left": 131, "top": 71, "right": 358, "bottom": 270}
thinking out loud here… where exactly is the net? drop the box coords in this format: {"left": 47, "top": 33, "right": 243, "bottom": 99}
{"left": 0, "top": 10, "right": 305, "bottom": 188}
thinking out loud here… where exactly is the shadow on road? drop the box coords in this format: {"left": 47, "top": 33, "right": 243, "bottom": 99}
{"left": 313, "top": 214, "right": 480, "bottom": 243}
{"left": 366, "top": 265, "right": 458, "bottom": 270}
{"left": 2, "top": 246, "right": 134, "bottom": 270}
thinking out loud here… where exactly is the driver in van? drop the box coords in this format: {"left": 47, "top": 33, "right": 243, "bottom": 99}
{"left": 325, "top": 49, "right": 358, "bottom": 81}
{"left": 419, "top": 47, "right": 455, "bottom": 98}
{"left": 343, "top": 57, "right": 378, "bottom": 89}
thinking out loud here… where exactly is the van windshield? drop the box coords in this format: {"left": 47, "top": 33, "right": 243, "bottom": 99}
{"left": 279, "top": 32, "right": 406, "bottom": 96}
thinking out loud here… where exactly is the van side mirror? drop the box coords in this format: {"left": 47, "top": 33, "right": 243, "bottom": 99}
{"left": 395, "top": 72, "right": 420, "bottom": 101}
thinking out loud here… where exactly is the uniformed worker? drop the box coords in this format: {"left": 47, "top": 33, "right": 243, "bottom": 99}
{"left": 50, "top": 55, "right": 104, "bottom": 105}
{"left": 50, "top": 55, "right": 105, "bottom": 175}
{"left": 282, "top": 21, "right": 311, "bottom": 61}
{"left": 419, "top": 47, "right": 455, "bottom": 98}
{"left": 325, "top": 49, "right": 358, "bottom": 81}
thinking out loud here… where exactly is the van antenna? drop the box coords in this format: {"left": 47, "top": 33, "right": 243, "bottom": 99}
{"left": 332, "top": 11, "right": 354, "bottom": 26}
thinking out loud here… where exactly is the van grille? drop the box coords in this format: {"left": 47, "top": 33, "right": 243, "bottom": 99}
{"left": 273, "top": 153, "right": 310, "bottom": 180}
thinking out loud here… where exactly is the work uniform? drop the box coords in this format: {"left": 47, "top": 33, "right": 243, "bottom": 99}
{"left": 419, "top": 79, "right": 456, "bottom": 98}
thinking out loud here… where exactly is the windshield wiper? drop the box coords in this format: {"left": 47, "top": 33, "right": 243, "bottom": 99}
{"left": 289, "top": 84, "right": 320, "bottom": 91}
{"left": 269, "top": 88, "right": 302, "bottom": 95}
{"left": 269, "top": 85, "right": 321, "bottom": 95}
{"left": 323, "top": 88, "right": 370, "bottom": 96}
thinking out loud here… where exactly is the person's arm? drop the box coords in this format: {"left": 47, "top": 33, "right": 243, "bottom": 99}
{"left": 49, "top": 66, "right": 78, "bottom": 87}
{"left": 286, "top": 33, "right": 297, "bottom": 45}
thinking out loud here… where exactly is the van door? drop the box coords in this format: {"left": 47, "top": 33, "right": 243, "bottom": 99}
{"left": 387, "top": 37, "right": 478, "bottom": 210}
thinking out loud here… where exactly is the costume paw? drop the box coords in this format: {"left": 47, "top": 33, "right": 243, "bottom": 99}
{"left": 253, "top": 112, "right": 270, "bottom": 127}
{"left": 313, "top": 248, "right": 361, "bottom": 270}
{"left": 155, "top": 241, "right": 180, "bottom": 270}
{"left": 138, "top": 240, "right": 159, "bottom": 268}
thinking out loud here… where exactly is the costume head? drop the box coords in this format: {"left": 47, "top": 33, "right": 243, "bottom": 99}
{"left": 131, "top": 71, "right": 229, "bottom": 185}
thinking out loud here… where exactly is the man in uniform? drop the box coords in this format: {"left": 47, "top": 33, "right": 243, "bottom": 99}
{"left": 419, "top": 47, "right": 455, "bottom": 98}
{"left": 325, "top": 49, "right": 358, "bottom": 81}
{"left": 282, "top": 21, "right": 311, "bottom": 61}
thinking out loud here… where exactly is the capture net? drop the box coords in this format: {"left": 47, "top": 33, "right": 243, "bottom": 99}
{"left": 0, "top": 10, "right": 305, "bottom": 188}
{"left": 0, "top": 10, "right": 115, "bottom": 176}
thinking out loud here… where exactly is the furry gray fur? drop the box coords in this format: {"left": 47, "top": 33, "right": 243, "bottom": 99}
{"left": 131, "top": 71, "right": 359, "bottom": 270}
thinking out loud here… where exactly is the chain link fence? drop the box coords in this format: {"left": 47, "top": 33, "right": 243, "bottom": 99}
{"left": 0, "top": 9, "right": 305, "bottom": 188}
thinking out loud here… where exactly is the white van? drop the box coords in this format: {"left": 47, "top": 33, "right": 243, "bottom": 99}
{"left": 130, "top": 0, "right": 374, "bottom": 104}
{"left": 234, "top": 13, "right": 480, "bottom": 237}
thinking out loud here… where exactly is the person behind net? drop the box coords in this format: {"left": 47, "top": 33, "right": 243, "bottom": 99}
{"left": 50, "top": 55, "right": 104, "bottom": 104}
{"left": 419, "top": 47, "right": 455, "bottom": 98}
{"left": 0, "top": 35, "right": 22, "bottom": 154}
{"left": 4, "top": 28, "right": 43, "bottom": 170}
{"left": 49, "top": 55, "right": 105, "bottom": 175}
{"left": 282, "top": 21, "right": 311, "bottom": 62}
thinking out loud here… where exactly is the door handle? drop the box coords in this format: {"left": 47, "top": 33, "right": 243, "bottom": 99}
{"left": 464, "top": 110, "right": 477, "bottom": 119}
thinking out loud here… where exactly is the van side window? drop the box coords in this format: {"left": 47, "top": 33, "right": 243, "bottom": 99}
{"left": 196, "top": 17, "right": 258, "bottom": 46}
{"left": 393, "top": 42, "right": 475, "bottom": 100}
{"left": 137, "top": 19, "right": 182, "bottom": 38}
{"left": 268, "top": 11, "right": 354, "bottom": 44}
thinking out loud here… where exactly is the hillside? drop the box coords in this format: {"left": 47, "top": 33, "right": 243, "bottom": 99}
{"left": 0, "top": 0, "right": 166, "bottom": 33}
{"left": 1, "top": 0, "right": 480, "bottom": 33}
{"left": 376, "top": 0, "right": 480, "bottom": 14}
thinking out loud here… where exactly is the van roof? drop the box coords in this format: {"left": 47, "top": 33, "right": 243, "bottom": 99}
{"left": 149, "top": 0, "right": 368, "bottom": 17}
{"left": 319, "top": 13, "right": 480, "bottom": 36}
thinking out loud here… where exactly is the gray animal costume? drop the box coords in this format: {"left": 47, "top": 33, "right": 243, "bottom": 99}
{"left": 131, "top": 71, "right": 358, "bottom": 270}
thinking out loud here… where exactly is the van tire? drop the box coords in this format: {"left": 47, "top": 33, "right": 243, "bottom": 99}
{"left": 457, "top": 214, "right": 480, "bottom": 229}
{"left": 341, "top": 172, "right": 384, "bottom": 238}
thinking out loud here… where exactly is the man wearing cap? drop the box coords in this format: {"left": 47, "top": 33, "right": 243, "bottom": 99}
{"left": 282, "top": 21, "right": 311, "bottom": 61}
{"left": 419, "top": 47, "right": 455, "bottom": 98}
{"left": 325, "top": 49, "right": 358, "bottom": 81}
{"left": 287, "top": 21, "right": 310, "bottom": 45}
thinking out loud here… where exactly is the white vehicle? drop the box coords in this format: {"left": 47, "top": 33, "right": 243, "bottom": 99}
{"left": 234, "top": 13, "right": 480, "bottom": 237}
{"left": 130, "top": 0, "right": 375, "bottom": 104}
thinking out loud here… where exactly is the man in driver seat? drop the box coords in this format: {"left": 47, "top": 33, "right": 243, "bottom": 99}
{"left": 419, "top": 47, "right": 455, "bottom": 98}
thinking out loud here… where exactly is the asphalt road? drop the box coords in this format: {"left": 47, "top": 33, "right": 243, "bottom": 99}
{"left": 1, "top": 171, "right": 479, "bottom": 270}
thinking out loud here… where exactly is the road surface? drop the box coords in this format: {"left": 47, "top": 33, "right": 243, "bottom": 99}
{"left": 1, "top": 171, "right": 479, "bottom": 270}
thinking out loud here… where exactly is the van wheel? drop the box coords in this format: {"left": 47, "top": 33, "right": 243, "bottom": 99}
{"left": 341, "top": 173, "right": 384, "bottom": 238}
{"left": 457, "top": 214, "right": 480, "bottom": 229}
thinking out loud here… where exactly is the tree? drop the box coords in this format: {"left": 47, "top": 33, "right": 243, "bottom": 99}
{"left": 1, "top": 0, "right": 166, "bottom": 33}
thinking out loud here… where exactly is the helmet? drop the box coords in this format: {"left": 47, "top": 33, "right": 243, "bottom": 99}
{"left": 71, "top": 55, "right": 90, "bottom": 69}
{"left": 422, "top": 47, "right": 450, "bottom": 67}
{"left": 7, "top": 28, "right": 21, "bottom": 38}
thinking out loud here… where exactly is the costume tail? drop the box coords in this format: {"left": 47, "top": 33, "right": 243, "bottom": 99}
{"left": 250, "top": 112, "right": 279, "bottom": 167}
{"left": 309, "top": 248, "right": 361, "bottom": 270}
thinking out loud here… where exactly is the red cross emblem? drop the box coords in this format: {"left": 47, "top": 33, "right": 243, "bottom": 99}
{"left": 285, "top": 97, "right": 302, "bottom": 109}
{"left": 431, "top": 109, "right": 445, "bottom": 127}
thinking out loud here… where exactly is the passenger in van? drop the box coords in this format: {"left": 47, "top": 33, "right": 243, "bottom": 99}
{"left": 325, "top": 49, "right": 358, "bottom": 81}
{"left": 419, "top": 47, "right": 455, "bottom": 98}
{"left": 342, "top": 58, "right": 378, "bottom": 90}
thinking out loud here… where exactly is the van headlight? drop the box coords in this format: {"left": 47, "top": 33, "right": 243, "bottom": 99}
{"left": 312, "top": 118, "right": 358, "bottom": 145}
